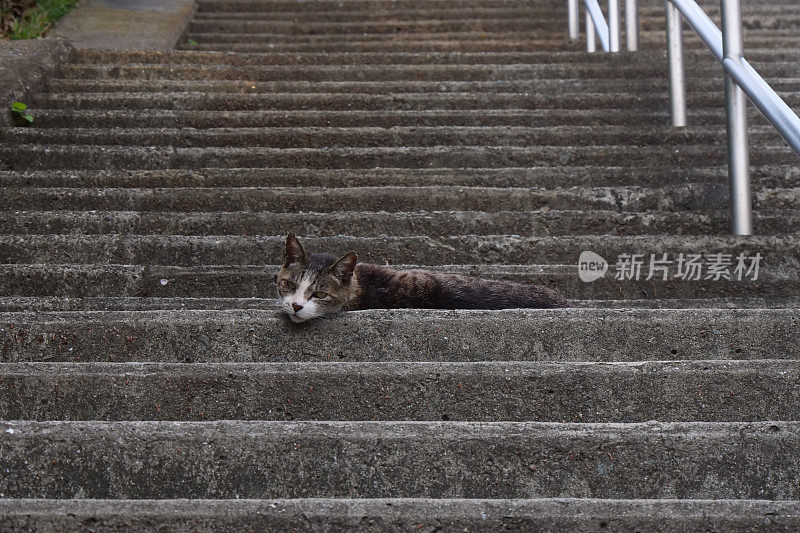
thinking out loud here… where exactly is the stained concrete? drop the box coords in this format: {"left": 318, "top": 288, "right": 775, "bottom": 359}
{"left": 2, "top": 498, "right": 799, "bottom": 532}
{"left": 1, "top": 420, "right": 799, "bottom": 499}
{"left": 1, "top": 308, "right": 798, "bottom": 363}
{"left": 49, "top": 0, "right": 196, "bottom": 50}
{"left": 1, "top": 0, "right": 799, "bottom": 526}
{"left": 0, "top": 361, "right": 797, "bottom": 422}
{"left": 0, "top": 39, "right": 72, "bottom": 127}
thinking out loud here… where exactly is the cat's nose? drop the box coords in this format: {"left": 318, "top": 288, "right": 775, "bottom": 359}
{"left": 292, "top": 303, "right": 303, "bottom": 312}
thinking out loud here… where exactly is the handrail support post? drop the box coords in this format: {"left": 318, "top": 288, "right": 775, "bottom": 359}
{"left": 721, "top": 0, "right": 753, "bottom": 235}
{"left": 625, "top": 0, "right": 639, "bottom": 51}
{"left": 666, "top": 1, "right": 687, "bottom": 127}
{"left": 608, "top": 0, "right": 621, "bottom": 52}
{"left": 586, "top": 10, "right": 597, "bottom": 52}
{"left": 568, "top": 0, "right": 579, "bottom": 40}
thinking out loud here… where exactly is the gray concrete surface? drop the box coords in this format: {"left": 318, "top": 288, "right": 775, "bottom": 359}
{"left": 5, "top": 209, "right": 800, "bottom": 236}
{"left": 0, "top": 234, "right": 797, "bottom": 268}
{"left": 0, "top": 361, "right": 797, "bottom": 422}
{"left": 0, "top": 40, "right": 72, "bottom": 127}
{"left": 1, "top": 308, "right": 798, "bottom": 363}
{"left": 1, "top": 166, "right": 797, "bottom": 189}
{"left": 49, "top": 0, "right": 196, "bottom": 50}
{"left": 0, "top": 420, "right": 798, "bottom": 499}
{"left": 1, "top": 498, "right": 799, "bottom": 531}
{"left": 0, "top": 263, "right": 797, "bottom": 300}
{"left": 3, "top": 295, "right": 800, "bottom": 312}
{"left": 2, "top": 0, "right": 800, "bottom": 526}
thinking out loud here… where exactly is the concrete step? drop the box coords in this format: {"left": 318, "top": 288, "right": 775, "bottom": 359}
{"left": 191, "top": 9, "right": 633, "bottom": 23}
{"left": 1, "top": 263, "right": 795, "bottom": 300}
{"left": 180, "top": 37, "right": 800, "bottom": 53}
{"left": 180, "top": 18, "right": 596, "bottom": 35}
{"left": 54, "top": 59, "right": 800, "bottom": 81}
{"left": 180, "top": 38, "right": 584, "bottom": 52}
{"left": 184, "top": 18, "right": 800, "bottom": 36}
{"left": 43, "top": 76, "right": 800, "bottom": 96}
{"left": 2, "top": 498, "right": 799, "bottom": 531}
{"left": 193, "top": 0, "right": 795, "bottom": 12}
{"left": 193, "top": 7, "right": 606, "bottom": 22}
{"left": 28, "top": 108, "right": 753, "bottom": 129}
{"left": 2, "top": 166, "right": 797, "bottom": 189}
{"left": 2, "top": 183, "right": 797, "bottom": 213}
{"left": 1, "top": 360, "right": 798, "bottom": 422}
{"left": 195, "top": 0, "right": 571, "bottom": 12}
{"left": 2, "top": 144, "right": 796, "bottom": 171}
{"left": 177, "top": 28, "right": 800, "bottom": 48}
{"left": 66, "top": 49, "right": 800, "bottom": 67}
{"left": 3, "top": 295, "right": 800, "bottom": 312}
{"left": 1, "top": 420, "right": 798, "bottom": 499}
{"left": 3, "top": 126, "right": 792, "bottom": 149}
{"left": 3, "top": 209, "right": 799, "bottom": 236}
{"left": 0, "top": 234, "right": 795, "bottom": 267}
{"left": 58, "top": 63, "right": 793, "bottom": 83}
{"left": 1, "top": 308, "right": 797, "bottom": 363}
{"left": 177, "top": 31, "right": 800, "bottom": 50}
{"left": 178, "top": 29, "right": 576, "bottom": 45}
{"left": 183, "top": 15, "right": 800, "bottom": 35}
{"left": 38, "top": 91, "right": 788, "bottom": 113}
{"left": 187, "top": 4, "right": 800, "bottom": 23}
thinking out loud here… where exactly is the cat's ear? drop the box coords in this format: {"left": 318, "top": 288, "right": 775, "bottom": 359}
{"left": 284, "top": 233, "right": 308, "bottom": 266}
{"left": 330, "top": 251, "right": 357, "bottom": 282}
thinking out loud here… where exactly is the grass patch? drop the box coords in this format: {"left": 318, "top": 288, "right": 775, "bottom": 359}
{"left": 1, "top": 0, "right": 77, "bottom": 40}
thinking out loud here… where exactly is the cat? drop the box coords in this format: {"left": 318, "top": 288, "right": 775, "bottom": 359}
{"left": 276, "top": 233, "right": 568, "bottom": 323}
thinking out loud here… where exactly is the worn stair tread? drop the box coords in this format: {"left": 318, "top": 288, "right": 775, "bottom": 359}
{"left": 192, "top": 0, "right": 796, "bottom": 11}
{"left": 25, "top": 108, "right": 748, "bottom": 129}
{"left": 1, "top": 308, "right": 797, "bottom": 363}
{"left": 0, "top": 360, "right": 798, "bottom": 422}
{"left": 38, "top": 91, "right": 792, "bottom": 112}
{"left": 0, "top": 234, "right": 796, "bottom": 267}
{"left": 3, "top": 144, "right": 796, "bottom": 171}
{"left": 3, "top": 209, "right": 799, "bottom": 236}
{"left": 188, "top": 5, "right": 800, "bottom": 20}
{"left": 0, "top": 235, "right": 800, "bottom": 268}
{"left": 183, "top": 16, "right": 800, "bottom": 35}
{"left": 3, "top": 126, "right": 792, "bottom": 149}
{"left": 180, "top": 40, "right": 800, "bottom": 53}
{"left": 2, "top": 166, "right": 797, "bottom": 189}
{"left": 0, "top": 420, "right": 798, "bottom": 499}
{"left": 1, "top": 261, "right": 795, "bottom": 300}
{"left": 3, "top": 184, "right": 797, "bottom": 213}
{"left": 41, "top": 76, "right": 800, "bottom": 95}
{"left": 1, "top": 295, "right": 799, "bottom": 312}
{"left": 65, "top": 48, "right": 800, "bottom": 66}
{"left": 2, "top": 498, "right": 800, "bottom": 531}
{"left": 55, "top": 63, "right": 795, "bottom": 82}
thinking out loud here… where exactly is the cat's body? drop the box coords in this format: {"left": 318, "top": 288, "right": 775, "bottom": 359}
{"left": 277, "top": 234, "right": 567, "bottom": 323}
{"left": 350, "top": 262, "right": 566, "bottom": 311}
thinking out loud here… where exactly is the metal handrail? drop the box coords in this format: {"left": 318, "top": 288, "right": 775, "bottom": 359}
{"left": 567, "top": 0, "right": 800, "bottom": 235}
{"left": 570, "top": 0, "right": 638, "bottom": 52}
{"left": 668, "top": 0, "right": 800, "bottom": 154}
{"left": 584, "top": 0, "right": 612, "bottom": 52}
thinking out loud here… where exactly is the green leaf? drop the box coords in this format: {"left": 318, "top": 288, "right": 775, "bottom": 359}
{"left": 11, "top": 102, "right": 27, "bottom": 111}
{"left": 23, "top": 114, "right": 34, "bottom": 122}
{"left": 187, "top": 39, "right": 198, "bottom": 45}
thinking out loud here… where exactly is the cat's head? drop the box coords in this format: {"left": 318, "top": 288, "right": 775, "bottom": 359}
{"left": 276, "top": 233, "right": 358, "bottom": 323}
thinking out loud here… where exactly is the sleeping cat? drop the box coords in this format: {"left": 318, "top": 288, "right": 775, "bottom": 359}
{"left": 277, "top": 233, "right": 568, "bottom": 323}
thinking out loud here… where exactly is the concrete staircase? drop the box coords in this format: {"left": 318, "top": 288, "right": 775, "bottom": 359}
{"left": 1, "top": 0, "right": 800, "bottom": 529}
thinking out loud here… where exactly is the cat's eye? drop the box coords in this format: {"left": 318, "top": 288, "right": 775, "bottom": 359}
{"left": 283, "top": 280, "right": 296, "bottom": 290}
{"left": 312, "top": 291, "right": 328, "bottom": 299}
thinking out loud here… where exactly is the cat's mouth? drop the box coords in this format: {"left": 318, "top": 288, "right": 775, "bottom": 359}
{"left": 288, "top": 313, "right": 307, "bottom": 323}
